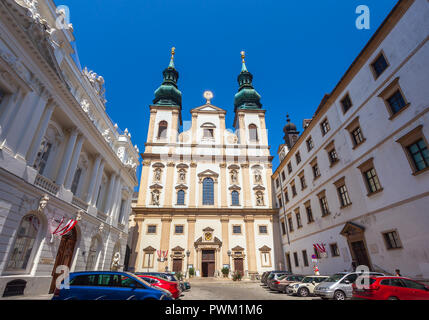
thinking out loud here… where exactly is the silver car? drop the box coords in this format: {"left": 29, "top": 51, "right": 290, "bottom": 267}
{"left": 314, "top": 272, "right": 384, "bottom": 300}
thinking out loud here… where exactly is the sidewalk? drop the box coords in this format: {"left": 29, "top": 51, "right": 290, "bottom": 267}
{"left": 0, "top": 294, "right": 53, "bottom": 300}
{"left": 188, "top": 277, "right": 260, "bottom": 284}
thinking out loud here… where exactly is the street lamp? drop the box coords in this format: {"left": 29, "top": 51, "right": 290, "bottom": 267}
{"left": 186, "top": 250, "right": 190, "bottom": 279}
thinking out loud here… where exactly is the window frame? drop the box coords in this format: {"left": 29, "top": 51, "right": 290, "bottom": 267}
{"left": 382, "top": 229, "right": 403, "bottom": 250}
{"left": 370, "top": 51, "right": 389, "bottom": 79}
{"left": 396, "top": 125, "right": 429, "bottom": 175}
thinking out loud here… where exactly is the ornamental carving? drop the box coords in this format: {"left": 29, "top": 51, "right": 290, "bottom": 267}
{"left": 38, "top": 194, "right": 49, "bottom": 212}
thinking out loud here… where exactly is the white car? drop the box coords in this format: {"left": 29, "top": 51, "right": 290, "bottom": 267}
{"left": 287, "top": 275, "right": 329, "bottom": 297}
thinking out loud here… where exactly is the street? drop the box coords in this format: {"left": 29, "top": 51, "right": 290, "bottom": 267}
{"left": 181, "top": 280, "right": 319, "bottom": 300}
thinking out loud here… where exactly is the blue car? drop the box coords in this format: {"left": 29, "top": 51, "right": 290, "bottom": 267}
{"left": 52, "top": 271, "right": 173, "bottom": 300}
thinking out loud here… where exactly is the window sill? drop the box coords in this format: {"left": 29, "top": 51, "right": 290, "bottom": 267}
{"left": 388, "top": 103, "right": 410, "bottom": 121}
{"left": 340, "top": 203, "right": 353, "bottom": 209}
{"left": 386, "top": 247, "right": 403, "bottom": 251}
{"left": 313, "top": 175, "right": 321, "bottom": 181}
{"left": 367, "top": 188, "right": 384, "bottom": 197}
{"left": 329, "top": 160, "right": 340, "bottom": 168}
{"left": 307, "top": 221, "right": 315, "bottom": 224}
{"left": 412, "top": 166, "right": 429, "bottom": 176}
{"left": 321, "top": 213, "right": 331, "bottom": 218}
{"left": 352, "top": 139, "right": 366, "bottom": 150}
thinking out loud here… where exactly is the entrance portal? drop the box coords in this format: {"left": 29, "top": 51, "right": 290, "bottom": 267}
{"left": 49, "top": 229, "right": 77, "bottom": 293}
{"left": 234, "top": 258, "right": 244, "bottom": 277}
{"left": 201, "top": 250, "right": 215, "bottom": 277}
{"left": 340, "top": 221, "right": 372, "bottom": 270}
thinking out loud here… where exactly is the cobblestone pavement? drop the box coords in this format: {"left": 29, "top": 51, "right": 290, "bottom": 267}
{"left": 181, "top": 280, "right": 320, "bottom": 300}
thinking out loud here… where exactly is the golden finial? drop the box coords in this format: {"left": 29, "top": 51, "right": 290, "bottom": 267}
{"left": 171, "top": 47, "right": 176, "bottom": 58}
{"left": 241, "top": 50, "right": 245, "bottom": 63}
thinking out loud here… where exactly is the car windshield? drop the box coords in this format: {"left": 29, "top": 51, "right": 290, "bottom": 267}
{"left": 278, "top": 275, "right": 288, "bottom": 280}
{"left": 301, "top": 277, "right": 314, "bottom": 283}
{"left": 125, "top": 272, "right": 150, "bottom": 286}
{"left": 326, "top": 273, "right": 346, "bottom": 282}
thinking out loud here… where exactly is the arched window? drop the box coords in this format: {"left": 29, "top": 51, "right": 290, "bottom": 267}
{"left": 177, "top": 190, "right": 185, "bottom": 205}
{"left": 157, "top": 121, "right": 168, "bottom": 139}
{"left": 249, "top": 124, "right": 259, "bottom": 141}
{"left": 6, "top": 215, "right": 40, "bottom": 271}
{"left": 231, "top": 191, "right": 240, "bottom": 206}
{"left": 202, "top": 178, "right": 214, "bottom": 205}
{"left": 86, "top": 236, "right": 100, "bottom": 271}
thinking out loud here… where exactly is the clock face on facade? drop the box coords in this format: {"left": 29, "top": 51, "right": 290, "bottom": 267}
{"left": 204, "top": 232, "right": 213, "bottom": 241}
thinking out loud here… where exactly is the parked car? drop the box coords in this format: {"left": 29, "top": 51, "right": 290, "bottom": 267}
{"left": 52, "top": 271, "right": 172, "bottom": 300}
{"left": 269, "top": 275, "right": 305, "bottom": 293}
{"left": 352, "top": 276, "right": 429, "bottom": 300}
{"left": 314, "top": 272, "right": 384, "bottom": 300}
{"left": 287, "top": 275, "right": 329, "bottom": 297}
{"left": 136, "top": 272, "right": 178, "bottom": 282}
{"left": 265, "top": 271, "right": 292, "bottom": 287}
{"left": 137, "top": 275, "right": 181, "bottom": 299}
{"left": 182, "top": 281, "right": 191, "bottom": 291}
{"left": 261, "top": 271, "right": 272, "bottom": 285}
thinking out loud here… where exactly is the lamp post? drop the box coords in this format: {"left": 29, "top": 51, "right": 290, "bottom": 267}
{"left": 227, "top": 250, "right": 232, "bottom": 278}
{"left": 186, "top": 250, "right": 190, "bottom": 279}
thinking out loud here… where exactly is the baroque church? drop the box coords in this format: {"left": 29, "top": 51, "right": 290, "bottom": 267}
{"left": 128, "top": 49, "right": 282, "bottom": 278}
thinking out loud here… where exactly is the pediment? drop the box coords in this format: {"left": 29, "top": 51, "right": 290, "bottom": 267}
{"left": 175, "top": 184, "right": 188, "bottom": 190}
{"left": 203, "top": 227, "right": 214, "bottom": 232}
{"left": 192, "top": 104, "right": 226, "bottom": 113}
{"left": 143, "top": 246, "right": 156, "bottom": 252}
{"left": 149, "top": 183, "right": 163, "bottom": 189}
{"left": 197, "top": 169, "right": 219, "bottom": 178}
{"left": 340, "top": 221, "right": 365, "bottom": 236}
{"left": 232, "top": 245, "right": 245, "bottom": 252}
{"left": 259, "top": 245, "right": 271, "bottom": 252}
{"left": 229, "top": 185, "right": 241, "bottom": 191}
{"left": 253, "top": 185, "right": 265, "bottom": 191}
{"left": 172, "top": 246, "right": 185, "bottom": 252}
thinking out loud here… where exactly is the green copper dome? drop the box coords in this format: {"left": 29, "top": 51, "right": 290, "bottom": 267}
{"left": 234, "top": 51, "right": 262, "bottom": 111}
{"left": 153, "top": 47, "right": 182, "bottom": 108}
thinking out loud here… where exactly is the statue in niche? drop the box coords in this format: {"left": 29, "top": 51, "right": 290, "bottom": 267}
{"left": 111, "top": 252, "right": 121, "bottom": 271}
{"left": 254, "top": 170, "right": 262, "bottom": 184}
{"left": 151, "top": 190, "right": 160, "bottom": 206}
{"left": 256, "top": 192, "right": 264, "bottom": 206}
{"left": 154, "top": 168, "right": 162, "bottom": 182}
{"left": 179, "top": 169, "right": 186, "bottom": 182}
{"left": 230, "top": 170, "right": 238, "bottom": 184}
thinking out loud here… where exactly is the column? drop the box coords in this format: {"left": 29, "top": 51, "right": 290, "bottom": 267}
{"left": 238, "top": 112, "right": 247, "bottom": 146}
{"left": 187, "top": 216, "right": 196, "bottom": 269}
{"left": 221, "top": 216, "right": 230, "bottom": 265}
{"left": 0, "top": 89, "right": 27, "bottom": 148}
{"left": 163, "top": 162, "right": 175, "bottom": 207}
{"left": 103, "top": 173, "right": 117, "bottom": 213}
{"left": 188, "top": 162, "right": 197, "bottom": 208}
{"left": 137, "top": 161, "right": 151, "bottom": 206}
{"left": 158, "top": 216, "right": 172, "bottom": 272}
{"left": 15, "top": 91, "right": 50, "bottom": 159}
{"left": 112, "top": 180, "right": 123, "bottom": 222}
{"left": 219, "top": 163, "right": 227, "bottom": 208}
{"left": 27, "top": 103, "right": 55, "bottom": 166}
{"left": 56, "top": 128, "right": 79, "bottom": 186}
{"left": 64, "top": 135, "right": 84, "bottom": 190}
{"left": 85, "top": 155, "right": 102, "bottom": 203}
{"left": 91, "top": 160, "right": 105, "bottom": 206}
{"left": 191, "top": 113, "right": 198, "bottom": 144}
{"left": 244, "top": 215, "right": 257, "bottom": 275}
{"left": 241, "top": 163, "right": 252, "bottom": 208}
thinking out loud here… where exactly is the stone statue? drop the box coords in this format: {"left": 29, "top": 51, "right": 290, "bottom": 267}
{"left": 254, "top": 170, "right": 262, "bottom": 184}
{"left": 98, "top": 223, "right": 104, "bottom": 233}
{"left": 151, "top": 190, "right": 160, "bottom": 206}
{"left": 256, "top": 192, "right": 264, "bottom": 206}
{"left": 38, "top": 194, "right": 49, "bottom": 212}
{"left": 154, "top": 168, "right": 162, "bottom": 182}
{"left": 111, "top": 252, "right": 121, "bottom": 271}
{"left": 179, "top": 169, "right": 186, "bottom": 182}
{"left": 230, "top": 170, "right": 238, "bottom": 184}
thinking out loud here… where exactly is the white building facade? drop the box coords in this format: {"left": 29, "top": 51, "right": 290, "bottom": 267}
{"left": 273, "top": 0, "right": 429, "bottom": 281}
{"left": 0, "top": 0, "right": 139, "bottom": 296}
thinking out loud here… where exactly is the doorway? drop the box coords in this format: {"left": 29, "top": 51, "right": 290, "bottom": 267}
{"left": 285, "top": 253, "right": 292, "bottom": 272}
{"left": 49, "top": 229, "right": 77, "bottom": 293}
{"left": 201, "top": 250, "right": 215, "bottom": 277}
{"left": 340, "top": 221, "right": 372, "bottom": 270}
{"left": 351, "top": 240, "right": 371, "bottom": 268}
{"left": 234, "top": 258, "right": 244, "bottom": 277}
{"left": 173, "top": 258, "right": 183, "bottom": 273}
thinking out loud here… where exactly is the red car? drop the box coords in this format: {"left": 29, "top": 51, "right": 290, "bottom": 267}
{"left": 352, "top": 276, "right": 429, "bottom": 300}
{"left": 137, "top": 275, "right": 181, "bottom": 299}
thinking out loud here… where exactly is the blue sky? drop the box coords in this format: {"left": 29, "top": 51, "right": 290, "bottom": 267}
{"left": 59, "top": 0, "right": 398, "bottom": 170}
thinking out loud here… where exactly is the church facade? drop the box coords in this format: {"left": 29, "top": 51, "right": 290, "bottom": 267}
{"left": 129, "top": 50, "right": 282, "bottom": 278}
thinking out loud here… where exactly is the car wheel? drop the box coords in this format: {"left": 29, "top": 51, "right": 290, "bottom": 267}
{"left": 298, "top": 287, "right": 309, "bottom": 297}
{"left": 388, "top": 296, "right": 399, "bottom": 300}
{"left": 334, "top": 291, "right": 346, "bottom": 301}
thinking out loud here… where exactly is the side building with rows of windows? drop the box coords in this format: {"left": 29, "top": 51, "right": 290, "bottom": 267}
{"left": 0, "top": 0, "right": 139, "bottom": 296}
{"left": 273, "top": 0, "right": 429, "bottom": 281}
{"left": 128, "top": 50, "right": 282, "bottom": 278}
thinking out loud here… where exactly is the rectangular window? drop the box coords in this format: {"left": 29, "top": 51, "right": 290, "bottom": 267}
{"left": 371, "top": 53, "right": 388, "bottom": 78}
{"left": 330, "top": 243, "right": 340, "bottom": 257}
{"left": 293, "top": 252, "right": 299, "bottom": 267}
{"left": 71, "top": 168, "right": 82, "bottom": 195}
{"left": 320, "top": 119, "right": 331, "bottom": 136}
{"left": 288, "top": 216, "right": 294, "bottom": 232}
{"left": 291, "top": 184, "right": 297, "bottom": 197}
{"left": 203, "top": 128, "right": 214, "bottom": 138}
{"left": 233, "top": 225, "right": 242, "bottom": 234}
{"left": 300, "top": 175, "right": 307, "bottom": 190}
{"left": 143, "top": 252, "right": 155, "bottom": 268}
{"left": 259, "top": 225, "right": 268, "bottom": 234}
{"left": 275, "top": 178, "right": 280, "bottom": 189}
{"left": 364, "top": 168, "right": 382, "bottom": 194}
{"left": 383, "top": 230, "right": 402, "bottom": 249}
{"left": 296, "top": 152, "right": 301, "bottom": 165}
{"left": 287, "top": 162, "right": 292, "bottom": 174}
{"left": 147, "top": 225, "right": 157, "bottom": 234}
{"left": 306, "top": 137, "right": 314, "bottom": 152}
{"left": 302, "top": 250, "right": 309, "bottom": 267}
{"left": 341, "top": 94, "right": 353, "bottom": 113}
{"left": 33, "top": 140, "right": 52, "bottom": 175}
{"left": 337, "top": 185, "right": 352, "bottom": 207}
{"left": 281, "top": 171, "right": 286, "bottom": 181}
{"left": 407, "top": 139, "right": 429, "bottom": 172}
{"left": 352, "top": 127, "right": 365, "bottom": 146}
{"left": 284, "top": 188, "right": 289, "bottom": 203}
{"left": 306, "top": 205, "right": 314, "bottom": 223}
{"left": 175, "top": 225, "right": 184, "bottom": 234}
{"left": 280, "top": 220, "right": 286, "bottom": 235}
{"left": 296, "top": 211, "right": 302, "bottom": 229}
{"left": 387, "top": 90, "right": 407, "bottom": 115}
{"left": 319, "top": 196, "right": 330, "bottom": 217}
{"left": 312, "top": 163, "right": 320, "bottom": 179}
{"left": 277, "top": 197, "right": 282, "bottom": 208}
{"left": 328, "top": 148, "right": 339, "bottom": 165}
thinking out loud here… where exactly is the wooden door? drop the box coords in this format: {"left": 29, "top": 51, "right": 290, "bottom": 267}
{"left": 201, "top": 250, "right": 215, "bottom": 277}
{"left": 234, "top": 258, "right": 244, "bottom": 276}
{"left": 49, "top": 229, "right": 77, "bottom": 293}
{"left": 351, "top": 241, "right": 371, "bottom": 269}
{"left": 173, "top": 259, "right": 183, "bottom": 273}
